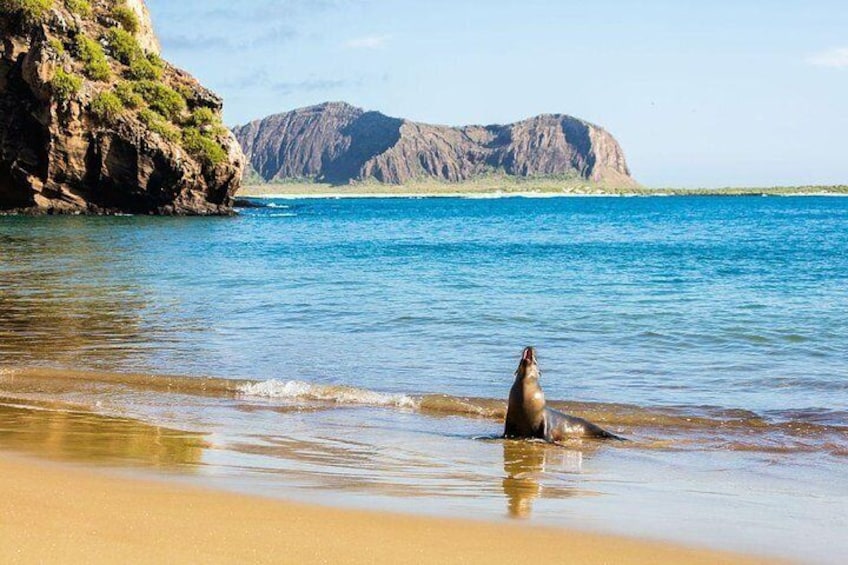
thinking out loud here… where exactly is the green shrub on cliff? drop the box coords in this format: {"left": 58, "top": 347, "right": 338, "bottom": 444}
{"left": 75, "top": 34, "right": 111, "bottom": 81}
{"left": 64, "top": 0, "right": 90, "bottom": 16}
{"left": 138, "top": 108, "right": 180, "bottom": 142}
{"left": 186, "top": 107, "right": 217, "bottom": 127}
{"left": 185, "top": 107, "right": 228, "bottom": 139}
{"left": 182, "top": 128, "right": 227, "bottom": 167}
{"left": 48, "top": 37, "right": 65, "bottom": 55}
{"left": 127, "top": 52, "right": 162, "bottom": 80}
{"left": 175, "top": 84, "right": 195, "bottom": 102}
{"left": 105, "top": 26, "right": 163, "bottom": 80}
{"left": 0, "top": 0, "right": 53, "bottom": 22}
{"left": 145, "top": 52, "right": 164, "bottom": 70}
{"left": 112, "top": 4, "right": 139, "bottom": 34}
{"left": 51, "top": 69, "right": 82, "bottom": 101}
{"left": 132, "top": 80, "right": 186, "bottom": 121}
{"left": 115, "top": 81, "right": 143, "bottom": 108}
{"left": 105, "top": 26, "right": 143, "bottom": 65}
{"left": 90, "top": 91, "right": 123, "bottom": 123}
{"left": 127, "top": 55, "right": 157, "bottom": 80}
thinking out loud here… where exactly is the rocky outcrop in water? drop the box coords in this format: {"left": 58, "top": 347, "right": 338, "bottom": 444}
{"left": 234, "top": 102, "right": 636, "bottom": 187}
{"left": 0, "top": 0, "right": 243, "bottom": 215}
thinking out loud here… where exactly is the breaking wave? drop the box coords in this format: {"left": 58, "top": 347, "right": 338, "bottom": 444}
{"left": 238, "top": 379, "right": 417, "bottom": 409}
{"left": 2, "top": 368, "right": 846, "bottom": 456}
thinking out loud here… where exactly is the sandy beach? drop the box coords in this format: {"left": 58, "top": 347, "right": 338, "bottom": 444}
{"left": 0, "top": 453, "right": 771, "bottom": 564}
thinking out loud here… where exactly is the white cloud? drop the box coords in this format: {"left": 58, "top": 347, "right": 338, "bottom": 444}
{"left": 806, "top": 47, "right": 848, "bottom": 69}
{"left": 345, "top": 35, "right": 391, "bottom": 50}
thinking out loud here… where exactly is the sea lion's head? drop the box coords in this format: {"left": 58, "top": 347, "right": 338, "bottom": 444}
{"left": 515, "top": 346, "right": 540, "bottom": 381}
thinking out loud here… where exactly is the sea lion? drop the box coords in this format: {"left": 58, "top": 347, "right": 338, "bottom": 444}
{"left": 504, "top": 347, "right": 625, "bottom": 442}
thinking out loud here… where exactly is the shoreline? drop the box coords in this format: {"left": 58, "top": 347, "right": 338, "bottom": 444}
{"left": 237, "top": 184, "right": 848, "bottom": 200}
{"left": 241, "top": 191, "right": 633, "bottom": 200}
{"left": 239, "top": 191, "right": 848, "bottom": 200}
{"left": 0, "top": 452, "right": 772, "bottom": 564}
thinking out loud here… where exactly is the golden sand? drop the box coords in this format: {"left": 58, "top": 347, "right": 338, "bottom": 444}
{"left": 0, "top": 453, "right": 773, "bottom": 565}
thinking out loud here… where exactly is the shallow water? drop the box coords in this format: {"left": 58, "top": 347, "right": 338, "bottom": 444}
{"left": 1, "top": 196, "right": 847, "bottom": 563}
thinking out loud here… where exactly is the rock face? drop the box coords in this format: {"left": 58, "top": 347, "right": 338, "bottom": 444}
{"left": 0, "top": 0, "right": 243, "bottom": 215}
{"left": 125, "top": 0, "right": 160, "bottom": 55}
{"left": 234, "top": 102, "right": 636, "bottom": 187}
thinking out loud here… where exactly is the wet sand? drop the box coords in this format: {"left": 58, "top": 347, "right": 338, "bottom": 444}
{"left": 0, "top": 453, "right": 770, "bottom": 565}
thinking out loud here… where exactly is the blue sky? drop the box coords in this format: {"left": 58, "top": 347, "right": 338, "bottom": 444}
{"left": 146, "top": 0, "right": 847, "bottom": 187}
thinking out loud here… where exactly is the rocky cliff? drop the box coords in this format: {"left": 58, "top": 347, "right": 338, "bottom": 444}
{"left": 0, "top": 0, "right": 243, "bottom": 215}
{"left": 234, "top": 102, "right": 635, "bottom": 187}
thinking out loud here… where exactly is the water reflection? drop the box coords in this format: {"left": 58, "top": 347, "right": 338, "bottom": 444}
{"left": 0, "top": 401, "right": 207, "bottom": 468}
{"left": 0, "top": 221, "right": 151, "bottom": 369}
{"left": 502, "top": 440, "right": 586, "bottom": 518}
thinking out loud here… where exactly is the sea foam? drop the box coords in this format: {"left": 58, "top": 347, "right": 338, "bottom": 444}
{"left": 238, "top": 379, "right": 418, "bottom": 409}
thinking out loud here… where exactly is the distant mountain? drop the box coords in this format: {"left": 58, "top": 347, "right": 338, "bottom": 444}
{"left": 233, "top": 102, "right": 636, "bottom": 187}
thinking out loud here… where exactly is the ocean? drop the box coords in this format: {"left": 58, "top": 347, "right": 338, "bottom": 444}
{"left": 1, "top": 195, "right": 846, "bottom": 562}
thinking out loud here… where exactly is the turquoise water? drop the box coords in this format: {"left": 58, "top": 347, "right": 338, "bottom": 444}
{"left": 1, "top": 196, "right": 847, "bottom": 562}
{"left": 2, "top": 196, "right": 846, "bottom": 412}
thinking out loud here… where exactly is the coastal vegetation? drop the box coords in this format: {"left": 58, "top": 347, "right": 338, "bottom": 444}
{"left": 111, "top": 3, "right": 138, "bottom": 34}
{"left": 0, "top": 0, "right": 52, "bottom": 23}
{"left": 137, "top": 108, "right": 179, "bottom": 142}
{"left": 5, "top": 0, "right": 232, "bottom": 167}
{"left": 75, "top": 34, "right": 111, "bottom": 81}
{"left": 47, "top": 37, "right": 65, "bottom": 54}
{"left": 0, "top": 0, "right": 243, "bottom": 213}
{"left": 64, "top": 0, "right": 90, "bottom": 16}
{"left": 89, "top": 90, "right": 124, "bottom": 122}
{"left": 239, "top": 177, "right": 848, "bottom": 198}
{"left": 114, "top": 80, "right": 143, "bottom": 108}
{"left": 182, "top": 127, "right": 228, "bottom": 166}
{"left": 17, "top": 0, "right": 227, "bottom": 161}
{"left": 131, "top": 80, "right": 184, "bottom": 120}
{"left": 50, "top": 68, "right": 83, "bottom": 101}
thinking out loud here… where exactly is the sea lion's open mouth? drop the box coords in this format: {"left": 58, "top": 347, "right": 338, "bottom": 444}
{"left": 522, "top": 347, "right": 536, "bottom": 364}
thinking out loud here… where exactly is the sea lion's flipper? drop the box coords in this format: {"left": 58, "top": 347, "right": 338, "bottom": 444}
{"left": 587, "top": 424, "right": 627, "bottom": 441}
{"left": 544, "top": 408, "right": 627, "bottom": 441}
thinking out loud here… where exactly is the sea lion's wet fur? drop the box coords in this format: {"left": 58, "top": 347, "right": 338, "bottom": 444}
{"left": 504, "top": 347, "right": 625, "bottom": 442}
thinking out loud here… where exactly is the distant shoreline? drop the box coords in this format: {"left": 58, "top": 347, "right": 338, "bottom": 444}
{"left": 238, "top": 182, "right": 848, "bottom": 199}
